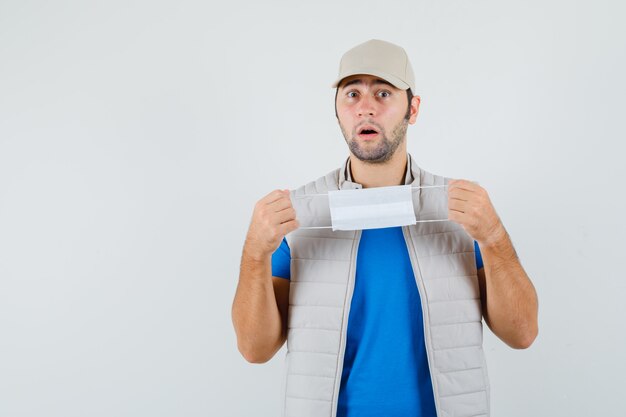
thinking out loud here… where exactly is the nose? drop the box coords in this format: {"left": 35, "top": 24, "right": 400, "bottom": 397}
{"left": 356, "top": 94, "right": 376, "bottom": 117}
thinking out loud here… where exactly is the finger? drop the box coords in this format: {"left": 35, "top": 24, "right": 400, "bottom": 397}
{"left": 448, "top": 199, "right": 469, "bottom": 213}
{"left": 274, "top": 206, "right": 297, "bottom": 224}
{"left": 268, "top": 194, "right": 293, "bottom": 212}
{"left": 260, "top": 189, "right": 289, "bottom": 205}
{"left": 448, "top": 208, "right": 471, "bottom": 225}
{"left": 449, "top": 179, "right": 480, "bottom": 192}
{"left": 448, "top": 187, "right": 474, "bottom": 201}
{"left": 278, "top": 218, "right": 300, "bottom": 236}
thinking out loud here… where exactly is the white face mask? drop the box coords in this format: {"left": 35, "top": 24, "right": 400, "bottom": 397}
{"left": 295, "top": 185, "right": 449, "bottom": 231}
{"left": 328, "top": 185, "right": 416, "bottom": 230}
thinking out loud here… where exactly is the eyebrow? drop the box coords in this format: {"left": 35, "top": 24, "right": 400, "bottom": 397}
{"left": 340, "top": 78, "right": 395, "bottom": 89}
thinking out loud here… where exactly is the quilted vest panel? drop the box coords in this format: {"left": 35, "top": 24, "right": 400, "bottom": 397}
{"left": 282, "top": 153, "right": 490, "bottom": 417}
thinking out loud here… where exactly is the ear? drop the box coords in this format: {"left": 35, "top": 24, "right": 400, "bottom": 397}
{"left": 408, "top": 95, "right": 421, "bottom": 124}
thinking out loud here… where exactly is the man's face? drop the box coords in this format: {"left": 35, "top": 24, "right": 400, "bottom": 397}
{"left": 336, "top": 74, "right": 420, "bottom": 164}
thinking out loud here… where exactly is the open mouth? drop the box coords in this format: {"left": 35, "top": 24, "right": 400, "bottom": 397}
{"left": 357, "top": 126, "right": 380, "bottom": 140}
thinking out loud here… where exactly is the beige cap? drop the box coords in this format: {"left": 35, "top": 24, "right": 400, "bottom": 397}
{"left": 331, "top": 39, "right": 416, "bottom": 94}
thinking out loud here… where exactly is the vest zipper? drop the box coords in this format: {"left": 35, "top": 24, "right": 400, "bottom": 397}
{"left": 330, "top": 229, "right": 362, "bottom": 417}
{"left": 402, "top": 225, "right": 441, "bottom": 417}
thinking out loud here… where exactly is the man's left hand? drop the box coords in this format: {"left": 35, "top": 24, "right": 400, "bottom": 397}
{"left": 447, "top": 179, "right": 506, "bottom": 247}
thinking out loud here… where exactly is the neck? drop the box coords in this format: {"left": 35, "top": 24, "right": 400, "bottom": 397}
{"left": 349, "top": 149, "right": 408, "bottom": 189}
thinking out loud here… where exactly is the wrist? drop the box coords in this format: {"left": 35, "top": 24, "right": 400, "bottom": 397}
{"left": 242, "top": 243, "right": 270, "bottom": 263}
{"left": 480, "top": 222, "right": 508, "bottom": 249}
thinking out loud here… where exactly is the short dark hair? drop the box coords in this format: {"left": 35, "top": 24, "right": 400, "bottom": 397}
{"left": 335, "top": 87, "right": 414, "bottom": 120}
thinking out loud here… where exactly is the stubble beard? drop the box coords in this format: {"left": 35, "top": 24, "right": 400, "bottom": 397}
{"left": 340, "top": 118, "right": 408, "bottom": 164}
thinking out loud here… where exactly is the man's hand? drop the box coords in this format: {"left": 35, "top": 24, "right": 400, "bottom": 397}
{"left": 447, "top": 179, "right": 505, "bottom": 247}
{"left": 233, "top": 189, "right": 298, "bottom": 363}
{"left": 447, "top": 179, "right": 538, "bottom": 348}
{"left": 244, "top": 189, "right": 300, "bottom": 261}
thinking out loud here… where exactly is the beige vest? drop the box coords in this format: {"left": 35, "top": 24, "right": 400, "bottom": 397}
{"left": 282, "top": 153, "right": 490, "bottom": 417}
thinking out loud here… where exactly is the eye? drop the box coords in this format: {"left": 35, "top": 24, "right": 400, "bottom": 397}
{"left": 346, "top": 91, "right": 358, "bottom": 98}
{"left": 377, "top": 90, "right": 391, "bottom": 98}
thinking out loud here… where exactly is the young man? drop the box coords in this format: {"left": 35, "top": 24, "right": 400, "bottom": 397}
{"left": 232, "top": 39, "right": 538, "bottom": 417}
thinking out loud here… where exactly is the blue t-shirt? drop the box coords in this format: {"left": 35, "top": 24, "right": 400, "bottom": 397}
{"left": 272, "top": 228, "right": 484, "bottom": 417}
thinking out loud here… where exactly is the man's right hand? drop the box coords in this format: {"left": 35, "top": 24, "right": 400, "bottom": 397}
{"left": 244, "top": 189, "right": 300, "bottom": 261}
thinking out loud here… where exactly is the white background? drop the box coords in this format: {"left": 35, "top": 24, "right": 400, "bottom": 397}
{"left": 1, "top": 1, "right": 625, "bottom": 416}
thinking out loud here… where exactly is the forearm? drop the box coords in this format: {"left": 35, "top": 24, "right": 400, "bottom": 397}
{"left": 231, "top": 247, "right": 284, "bottom": 363}
{"left": 479, "top": 226, "right": 538, "bottom": 349}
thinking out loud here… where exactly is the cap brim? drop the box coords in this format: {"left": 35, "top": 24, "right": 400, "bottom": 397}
{"left": 331, "top": 69, "right": 411, "bottom": 92}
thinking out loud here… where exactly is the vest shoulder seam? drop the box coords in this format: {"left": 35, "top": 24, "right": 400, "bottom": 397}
{"left": 293, "top": 168, "right": 341, "bottom": 195}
